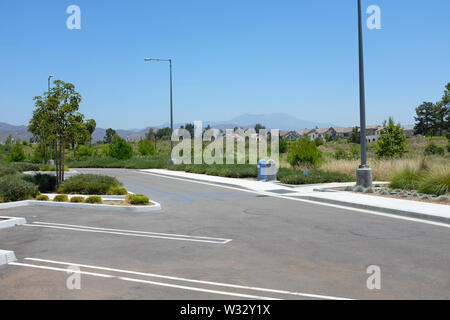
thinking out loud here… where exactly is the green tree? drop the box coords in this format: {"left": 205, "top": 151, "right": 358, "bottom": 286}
{"left": 414, "top": 102, "right": 435, "bottom": 136}
{"left": 348, "top": 127, "right": 360, "bottom": 144}
{"left": 29, "top": 80, "right": 84, "bottom": 185}
{"left": 7, "top": 141, "right": 26, "bottom": 162}
{"left": 85, "top": 119, "right": 97, "bottom": 146}
{"left": 5, "top": 134, "right": 13, "bottom": 146}
{"left": 441, "top": 83, "right": 450, "bottom": 133}
{"left": 138, "top": 139, "right": 156, "bottom": 156}
{"left": 156, "top": 127, "right": 172, "bottom": 140}
{"left": 287, "top": 137, "right": 322, "bottom": 167}
{"left": 254, "top": 123, "right": 266, "bottom": 134}
{"left": 104, "top": 128, "right": 117, "bottom": 144}
{"left": 375, "top": 118, "right": 408, "bottom": 158}
{"left": 109, "top": 135, "right": 133, "bottom": 160}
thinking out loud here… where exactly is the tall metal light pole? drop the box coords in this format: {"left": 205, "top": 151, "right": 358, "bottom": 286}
{"left": 48, "top": 75, "right": 55, "bottom": 165}
{"left": 356, "top": 0, "right": 372, "bottom": 187}
{"left": 144, "top": 58, "right": 174, "bottom": 165}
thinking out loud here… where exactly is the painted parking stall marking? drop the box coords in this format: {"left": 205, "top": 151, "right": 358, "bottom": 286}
{"left": 24, "top": 221, "right": 232, "bottom": 244}
{"left": 8, "top": 257, "right": 353, "bottom": 300}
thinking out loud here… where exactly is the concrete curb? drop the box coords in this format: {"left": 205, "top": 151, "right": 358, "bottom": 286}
{"left": 0, "top": 200, "right": 162, "bottom": 213}
{"left": 0, "top": 216, "right": 27, "bottom": 230}
{"left": 299, "top": 195, "right": 450, "bottom": 224}
{"left": 0, "top": 250, "right": 16, "bottom": 266}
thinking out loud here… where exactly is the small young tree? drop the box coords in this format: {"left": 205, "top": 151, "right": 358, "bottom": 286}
{"left": 375, "top": 118, "right": 408, "bottom": 158}
{"left": 138, "top": 139, "right": 156, "bottom": 156}
{"left": 104, "top": 128, "right": 117, "bottom": 144}
{"left": 349, "top": 127, "right": 360, "bottom": 144}
{"left": 29, "top": 80, "right": 84, "bottom": 185}
{"left": 109, "top": 135, "right": 133, "bottom": 160}
{"left": 7, "top": 141, "right": 26, "bottom": 162}
{"left": 85, "top": 119, "right": 97, "bottom": 146}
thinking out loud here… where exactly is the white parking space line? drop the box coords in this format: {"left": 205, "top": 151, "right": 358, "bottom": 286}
{"left": 9, "top": 262, "right": 278, "bottom": 300}
{"left": 24, "top": 223, "right": 231, "bottom": 245}
{"left": 32, "top": 221, "right": 232, "bottom": 242}
{"left": 24, "top": 257, "right": 353, "bottom": 300}
{"left": 139, "top": 171, "right": 450, "bottom": 229}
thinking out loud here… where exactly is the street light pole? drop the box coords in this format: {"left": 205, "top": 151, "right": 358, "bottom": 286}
{"left": 48, "top": 75, "right": 55, "bottom": 165}
{"left": 144, "top": 58, "right": 174, "bottom": 165}
{"left": 356, "top": 0, "right": 372, "bottom": 187}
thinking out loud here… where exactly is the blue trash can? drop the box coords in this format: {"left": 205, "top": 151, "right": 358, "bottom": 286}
{"left": 258, "top": 159, "right": 277, "bottom": 181}
{"left": 257, "top": 160, "right": 267, "bottom": 180}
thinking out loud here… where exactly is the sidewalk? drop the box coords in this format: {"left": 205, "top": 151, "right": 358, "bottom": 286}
{"left": 140, "top": 169, "right": 449, "bottom": 224}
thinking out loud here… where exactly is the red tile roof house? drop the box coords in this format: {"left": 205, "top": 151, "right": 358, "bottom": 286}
{"left": 365, "top": 126, "right": 383, "bottom": 142}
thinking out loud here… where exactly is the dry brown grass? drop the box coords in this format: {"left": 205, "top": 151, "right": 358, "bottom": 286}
{"left": 319, "top": 157, "right": 449, "bottom": 181}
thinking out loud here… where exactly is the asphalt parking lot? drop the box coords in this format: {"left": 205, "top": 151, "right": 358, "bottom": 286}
{"left": 0, "top": 169, "right": 449, "bottom": 300}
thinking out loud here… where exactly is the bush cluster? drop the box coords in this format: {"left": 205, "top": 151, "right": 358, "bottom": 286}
{"left": 57, "top": 174, "right": 123, "bottom": 195}
{"left": 70, "top": 196, "right": 85, "bottom": 203}
{"left": 0, "top": 175, "right": 39, "bottom": 202}
{"left": 54, "top": 194, "right": 69, "bottom": 202}
{"left": 22, "top": 174, "right": 56, "bottom": 193}
{"left": 278, "top": 168, "right": 354, "bottom": 185}
{"left": 287, "top": 137, "right": 322, "bottom": 167}
{"left": 36, "top": 195, "right": 50, "bottom": 201}
{"left": 390, "top": 167, "right": 450, "bottom": 196}
{"left": 127, "top": 194, "right": 149, "bottom": 205}
{"left": 170, "top": 164, "right": 257, "bottom": 178}
{"left": 109, "top": 136, "right": 133, "bottom": 160}
{"left": 84, "top": 196, "right": 103, "bottom": 204}
{"left": 424, "top": 142, "right": 445, "bottom": 156}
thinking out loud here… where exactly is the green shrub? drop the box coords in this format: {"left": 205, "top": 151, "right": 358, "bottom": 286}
{"left": 84, "top": 196, "right": 103, "bottom": 204}
{"left": 138, "top": 139, "right": 156, "bottom": 156}
{"left": 424, "top": 142, "right": 445, "bottom": 156}
{"left": 418, "top": 168, "right": 450, "bottom": 196}
{"left": 109, "top": 136, "right": 133, "bottom": 160}
{"left": 36, "top": 195, "right": 50, "bottom": 201}
{"left": 0, "top": 175, "right": 39, "bottom": 202}
{"left": 375, "top": 118, "right": 408, "bottom": 158}
{"left": 22, "top": 174, "right": 56, "bottom": 193}
{"left": 0, "top": 195, "right": 4, "bottom": 203}
{"left": 127, "top": 194, "right": 149, "bottom": 205}
{"left": 54, "top": 194, "right": 69, "bottom": 202}
{"left": 287, "top": 137, "right": 322, "bottom": 167}
{"left": 0, "top": 166, "right": 18, "bottom": 178}
{"left": 279, "top": 175, "right": 303, "bottom": 185}
{"left": 277, "top": 168, "right": 353, "bottom": 185}
{"left": 74, "top": 145, "right": 94, "bottom": 158}
{"left": 70, "top": 196, "right": 85, "bottom": 203}
{"left": 390, "top": 168, "right": 423, "bottom": 191}
{"left": 107, "top": 186, "right": 128, "bottom": 195}
{"left": 58, "top": 174, "right": 122, "bottom": 195}
{"left": 9, "top": 162, "right": 40, "bottom": 172}
{"left": 7, "top": 142, "right": 26, "bottom": 162}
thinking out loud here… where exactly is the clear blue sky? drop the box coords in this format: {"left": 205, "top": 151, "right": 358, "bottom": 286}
{"left": 1, "top": 0, "right": 449, "bottom": 129}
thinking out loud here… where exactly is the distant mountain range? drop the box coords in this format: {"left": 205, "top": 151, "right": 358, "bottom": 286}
{"left": 0, "top": 113, "right": 334, "bottom": 143}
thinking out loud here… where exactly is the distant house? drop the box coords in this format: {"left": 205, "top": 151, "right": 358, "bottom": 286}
{"left": 280, "top": 131, "right": 301, "bottom": 141}
{"left": 296, "top": 129, "right": 313, "bottom": 137}
{"left": 308, "top": 130, "right": 319, "bottom": 140}
{"left": 331, "top": 127, "right": 354, "bottom": 139}
{"left": 366, "top": 126, "right": 383, "bottom": 142}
